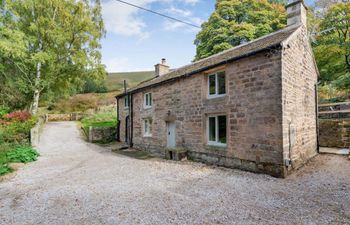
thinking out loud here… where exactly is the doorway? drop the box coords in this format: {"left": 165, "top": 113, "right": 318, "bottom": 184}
{"left": 125, "top": 116, "right": 129, "bottom": 143}
{"left": 167, "top": 122, "right": 176, "bottom": 148}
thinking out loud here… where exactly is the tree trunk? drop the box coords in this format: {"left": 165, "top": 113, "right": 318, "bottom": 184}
{"left": 31, "top": 61, "right": 41, "bottom": 115}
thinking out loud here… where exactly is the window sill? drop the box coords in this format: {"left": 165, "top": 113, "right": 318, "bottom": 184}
{"left": 207, "top": 94, "right": 226, "bottom": 99}
{"left": 143, "top": 134, "right": 152, "bottom": 138}
{"left": 143, "top": 106, "right": 152, "bottom": 110}
{"left": 207, "top": 142, "right": 227, "bottom": 148}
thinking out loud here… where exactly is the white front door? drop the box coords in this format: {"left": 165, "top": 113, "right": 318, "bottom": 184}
{"left": 167, "top": 122, "right": 176, "bottom": 148}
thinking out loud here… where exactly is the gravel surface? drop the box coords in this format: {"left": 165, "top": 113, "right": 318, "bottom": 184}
{"left": 0, "top": 122, "right": 349, "bottom": 225}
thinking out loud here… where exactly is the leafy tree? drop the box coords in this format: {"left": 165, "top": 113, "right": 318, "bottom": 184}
{"left": 268, "top": 0, "right": 287, "bottom": 5}
{"left": 0, "top": 0, "right": 106, "bottom": 114}
{"left": 313, "top": 2, "right": 350, "bottom": 89}
{"left": 194, "top": 0, "right": 286, "bottom": 61}
{"left": 82, "top": 78, "right": 108, "bottom": 94}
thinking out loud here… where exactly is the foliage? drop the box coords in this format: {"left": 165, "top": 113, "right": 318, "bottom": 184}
{"left": 0, "top": 106, "right": 10, "bottom": 118}
{"left": 82, "top": 78, "right": 108, "bottom": 94}
{"left": 318, "top": 83, "right": 350, "bottom": 103}
{"left": 50, "top": 92, "right": 118, "bottom": 113}
{"left": 81, "top": 111, "right": 117, "bottom": 130}
{"left": 53, "top": 95, "right": 99, "bottom": 113}
{"left": 0, "top": 166, "right": 12, "bottom": 176}
{"left": 80, "top": 111, "right": 117, "bottom": 140}
{"left": 312, "top": 2, "right": 350, "bottom": 91}
{"left": 0, "top": 144, "right": 38, "bottom": 176}
{"left": 0, "top": 113, "right": 37, "bottom": 144}
{"left": 0, "top": 0, "right": 106, "bottom": 113}
{"left": 6, "top": 146, "right": 39, "bottom": 163}
{"left": 4, "top": 111, "right": 32, "bottom": 122}
{"left": 194, "top": 0, "right": 286, "bottom": 61}
{"left": 268, "top": 0, "right": 286, "bottom": 4}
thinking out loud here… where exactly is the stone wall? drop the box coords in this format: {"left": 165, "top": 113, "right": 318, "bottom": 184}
{"left": 119, "top": 50, "right": 286, "bottom": 177}
{"left": 118, "top": 26, "right": 318, "bottom": 178}
{"left": 88, "top": 127, "right": 116, "bottom": 143}
{"left": 319, "top": 119, "right": 350, "bottom": 148}
{"left": 47, "top": 113, "right": 90, "bottom": 122}
{"left": 281, "top": 25, "right": 318, "bottom": 173}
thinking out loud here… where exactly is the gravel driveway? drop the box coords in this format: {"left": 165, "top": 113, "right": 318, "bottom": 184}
{"left": 0, "top": 122, "right": 349, "bottom": 225}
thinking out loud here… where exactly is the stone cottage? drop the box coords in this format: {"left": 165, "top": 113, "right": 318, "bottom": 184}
{"left": 115, "top": 0, "right": 319, "bottom": 177}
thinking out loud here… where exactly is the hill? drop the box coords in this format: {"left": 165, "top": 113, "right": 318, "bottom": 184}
{"left": 105, "top": 71, "right": 155, "bottom": 92}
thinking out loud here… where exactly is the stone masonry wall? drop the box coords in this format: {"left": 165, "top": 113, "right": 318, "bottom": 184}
{"left": 119, "top": 50, "right": 286, "bottom": 177}
{"left": 319, "top": 119, "right": 350, "bottom": 148}
{"left": 281, "top": 25, "right": 318, "bottom": 174}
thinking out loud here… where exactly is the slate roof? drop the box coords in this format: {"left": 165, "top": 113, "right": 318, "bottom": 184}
{"left": 117, "top": 25, "right": 301, "bottom": 98}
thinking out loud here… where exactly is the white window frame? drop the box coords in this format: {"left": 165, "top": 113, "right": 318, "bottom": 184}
{"left": 143, "top": 118, "right": 152, "bottom": 137}
{"left": 207, "top": 115, "right": 227, "bottom": 147}
{"left": 208, "top": 71, "right": 226, "bottom": 99}
{"left": 124, "top": 96, "right": 129, "bottom": 109}
{"left": 144, "top": 93, "right": 152, "bottom": 109}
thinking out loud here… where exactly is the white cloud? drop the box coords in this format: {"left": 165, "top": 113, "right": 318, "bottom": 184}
{"left": 103, "top": 57, "right": 152, "bottom": 72}
{"left": 162, "top": 6, "right": 203, "bottom": 32}
{"left": 102, "top": 0, "right": 202, "bottom": 38}
{"left": 165, "top": 7, "right": 192, "bottom": 17}
{"left": 184, "top": 0, "right": 200, "bottom": 5}
{"left": 102, "top": 0, "right": 155, "bottom": 38}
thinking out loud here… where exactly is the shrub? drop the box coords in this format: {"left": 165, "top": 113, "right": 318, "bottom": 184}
{"left": 4, "top": 111, "right": 32, "bottom": 122}
{"left": 0, "top": 106, "right": 10, "bottom": 118}
{"left": 53, "top": 95, "right": 98, "bottom": 113}
{"left": 0, "top": 166, "right": 12, "bottom": 176}
{"left": 6, "top": 146, "right": 39, "bottom": 163}
{"left": 0, "top": 117, "right": 37, "bottom": 144}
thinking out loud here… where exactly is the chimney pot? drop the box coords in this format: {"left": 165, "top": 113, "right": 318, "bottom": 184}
{"left": 286, "top": 0, "right": 308, "bottom": 27}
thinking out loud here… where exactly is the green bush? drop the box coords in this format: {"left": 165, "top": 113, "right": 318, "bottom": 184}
{"left": 0, "top": 106, "right": 10, "bottom": 118}
{"left": 0, "top": 117, "right": 37, "bottom": 144}
{"left": 6, "top": 146, "right": 39, "bottom": 163}
{"left": 0, "top": 166, "right": 12, "bottom": 176}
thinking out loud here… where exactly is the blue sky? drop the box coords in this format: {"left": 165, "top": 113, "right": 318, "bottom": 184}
{"left": 101, "top": 0, "right": 315, "bottom": 72}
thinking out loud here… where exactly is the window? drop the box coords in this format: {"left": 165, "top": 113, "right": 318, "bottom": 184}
{"left": 208, "top": 71, "right": 226, "bottom": 98}
{"left": 124, "top": 96, "right": 129, "bottom": 108}
{"left": 144, "top": 93, "right": 152, "bottom": 108}
{"left": 143, "top": 119, "right": 152, "bottom": 137}
{"left": 208, "top": 115, "right": 227, "bottom": 146}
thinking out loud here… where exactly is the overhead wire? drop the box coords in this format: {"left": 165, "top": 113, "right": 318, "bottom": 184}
{"left": 114, "top": 0, "right": 201, "bottom": 29}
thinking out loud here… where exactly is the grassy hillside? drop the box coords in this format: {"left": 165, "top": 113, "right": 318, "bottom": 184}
{"left": 106, "top": 71, "right": 155, "bottom": 92}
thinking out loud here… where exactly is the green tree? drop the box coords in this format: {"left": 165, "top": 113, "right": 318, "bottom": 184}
{"left": 313, "top": 2, "right": 350, "bottom": 89}
{"left": 0, "top": 0, "right": 106, "bottom": 113}
{"left": 194, "top": 0, "right": 286, "bottom": 61}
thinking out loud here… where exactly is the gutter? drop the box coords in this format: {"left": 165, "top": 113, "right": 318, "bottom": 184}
{"left": 116, "top": 98, "right": 120, "bottom": 141}
{"left": 129, "top": 93, "right": 133, "bottom": 148}
{"left": 115, "top": 43, "right": 283, "bottom": 98}
{"left": 315, "top": 81, "right": 321, "bottom": 153}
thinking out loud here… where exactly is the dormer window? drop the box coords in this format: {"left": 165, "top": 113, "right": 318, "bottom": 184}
{"left": 124, "top": 96, "right": 129, "bottom": 108}
{"left": 144, "top": 93, "right": 152, "bottom": 109}
{"left": 208, "top": 71, "right": 226, "bottom": 98}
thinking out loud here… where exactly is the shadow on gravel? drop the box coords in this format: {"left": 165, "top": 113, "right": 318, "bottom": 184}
{"left": 112, "top": 149, "right": 156, "bottom": 160}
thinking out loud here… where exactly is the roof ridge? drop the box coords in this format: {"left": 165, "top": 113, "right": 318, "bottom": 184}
{"left": 117, "top": 24, "right": 301, "bottom": 97}
{"left": 159, "top": 24, "right": 302, "bottom": 77}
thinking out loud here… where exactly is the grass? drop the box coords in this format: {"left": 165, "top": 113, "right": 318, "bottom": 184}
{"left": 49, "top": 71, "right": 154, "bottom": 114}
{"left": 81, "top": 111, "right": 117, "bottom": 131}
{"left": 106, "top": 71, "right": 154, "bottom": 91}
{"left": 0, "top": 144, "right": 38, "bottom": 176}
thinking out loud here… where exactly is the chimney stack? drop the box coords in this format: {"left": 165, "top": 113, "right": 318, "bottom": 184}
{"left": 155, "top": 58, "right": 169, "bottom": 77}
{"left": 286, "top": 0, "right": 308, "bottom": 27}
